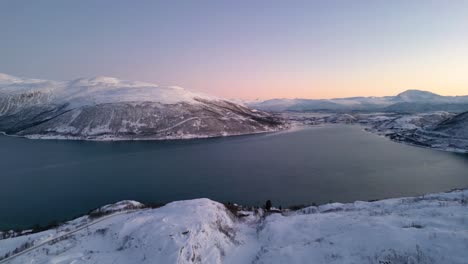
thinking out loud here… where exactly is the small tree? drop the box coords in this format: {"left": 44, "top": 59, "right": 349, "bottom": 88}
{"left": 265, "top": 200, "right": 272, "bottom": 211}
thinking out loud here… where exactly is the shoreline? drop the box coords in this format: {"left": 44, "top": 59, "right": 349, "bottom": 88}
{"left": 2, "top": 186, "right": 467, "bottom": 238}
{"left": 362, "top": 126, "right": 468, "bottom": 154}
{"left": 0, "top": 125, "right": 289, "bottom": 142}
{"left": 1, "top": 188, "right": 467, "bottom": 263}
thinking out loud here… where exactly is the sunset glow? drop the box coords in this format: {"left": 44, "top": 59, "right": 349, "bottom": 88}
{"left": 1, "top": 0, "right": 468, "bottom": 100}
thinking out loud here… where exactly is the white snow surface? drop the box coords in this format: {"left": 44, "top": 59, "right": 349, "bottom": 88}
{"left": 0, "top": 73, "right": 218, "bottom": 108}
{"left": 93, "top": 200, "right": 145, "bottom": 214}
{"left": 1, "top": 190, "right": 468, "bottom": 263}
{"left": 0, "top": 73, "right": 287, "bottom": 140}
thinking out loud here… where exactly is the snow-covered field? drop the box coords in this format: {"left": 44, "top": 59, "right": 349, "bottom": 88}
{"left": 1, "top": 189, "right": 467, "bottom": 264}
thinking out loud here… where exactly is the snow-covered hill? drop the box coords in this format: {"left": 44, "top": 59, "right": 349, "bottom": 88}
{"left": 361, "top": 111, "right": 468, "bottom": 152}
{"left": 249, "top": 90, "right": 468, "bottom": 113}
{"left": 0, "top": 73, "right": 285, "bottom": 140}
{"left": 394, "top": 89, "right": 443, "bottom": 102}
{"left": 434, "top": 111, "right": 468, "bottom": 138}
{"left": 1, "top": 189, "right": 467, "bottom": 264}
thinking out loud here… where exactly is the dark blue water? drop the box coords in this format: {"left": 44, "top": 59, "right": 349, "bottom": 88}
{"left": 1, "top": 125, "right": 468, "bottom": 229}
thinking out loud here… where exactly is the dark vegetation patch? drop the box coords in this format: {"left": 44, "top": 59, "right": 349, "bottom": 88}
{"left": 288, "top": 203, "right": 317, "bottom": 211}
{"left": 0, "top": 241, "right": 35, "bottom": 261}
{"left": 142, "top": 202, "right": 166, "bottom": 209}
{"left": 403, "top": 223, "right": 425, "bottom": 229}
{"left": 224, "top": 203, "right": 241, "bottom": 217}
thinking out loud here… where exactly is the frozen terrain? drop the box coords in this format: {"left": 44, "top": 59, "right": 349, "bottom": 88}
{"left": 0, "top": 73, "right": 285, "bottom": 140}
{"left": 279, "top": 111, "right": 468, "bottom": 153}
{"left": 434, "top": 111, "right": 468, "bottom": 139}
{"left": 363, "top": 111, "right": 468, "bottom": 153}
{"left": 1, "top": 189, "right": 467, "bottom": 263}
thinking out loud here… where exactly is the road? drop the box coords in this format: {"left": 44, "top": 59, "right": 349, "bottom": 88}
{"left": 0, "top": 209, "right": 136, "bottom": 264}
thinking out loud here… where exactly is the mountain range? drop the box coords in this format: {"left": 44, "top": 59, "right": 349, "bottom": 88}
{"left": 0, "top": 73, "right": 284, "bottom": 140}
{"left": 248, "top": 90, "right": 468, "bottom": 113}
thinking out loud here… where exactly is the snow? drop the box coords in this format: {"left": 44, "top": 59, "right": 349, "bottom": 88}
{"left": 435, "top": 111, "right": 468, "bottom": 138}
{"left": 362, "top": 111, "right": 468, "bottom": 152}
{"left": 395, "top": 90, "right": 442, "bottom": 102}
{"left": 0, "top": 73, "right": 285, "bottom": 140}
{"left": 93, "top": 200, "right": 145, "bottom": 214}
{"left": 0, "top": 73, "right": 219, "bottom": 109}
{"left": 249, "top": 90, "right": 468, "bottom": 112}
{"left": 329, "top": 96, "right": 394, "bottom": 106}
{"left": 1, "top": 190, "right": 468, "bottom": 263}
{"left": 0, "top": 73, "right": 18, "bottom": 84}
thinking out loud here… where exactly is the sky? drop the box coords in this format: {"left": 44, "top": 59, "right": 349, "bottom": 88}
{"left": 1, "top": 0, "right": 468, "bottom": 100}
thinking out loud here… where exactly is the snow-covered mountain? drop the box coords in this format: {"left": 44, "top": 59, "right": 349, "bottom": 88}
{"left": 362, "top": 111, "right": 468, "bottom": 152}
{"left": 393, "top": 89, "right": 443, "bottom": 102}
{"left": 249, "top": 90, "right": 468, "bottom": 113}
{"left": 433, "top": 111, "right": 468, "bottom": 138}
{"left": 0, "top": 73, "right": 285, "bottom": 140}
{"left": 1, "top": 189, "right": 467, "bottom": 264}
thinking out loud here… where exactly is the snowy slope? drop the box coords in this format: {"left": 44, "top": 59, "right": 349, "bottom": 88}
{"left": 363, "top": 111, "right": 468, "bottom": 152}
{"left": 371, "top": 112, "right": 455, "bottom": 131}
{"left": 394, "top": 90, "right": 443, "bottom": 102}
{"left": 0, "top": 73, "right": 217, "bottom": 108}
{"left": 1, "top": 189, "right": 468, "bottom": 264}
{"left": 0, "top": 73, "right": 285, "bottom": 140}
{"left": 434, "top": 111, "right": 468, "bottom": 138}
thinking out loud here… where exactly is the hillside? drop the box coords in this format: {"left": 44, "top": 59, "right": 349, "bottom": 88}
{"left": 433, "top": 111, "right": 468, "bottom": 138}
{"left": 0, "top": 73, "right": 285, "bottom": 140}
{"left": 1, "top": 189, "right": 467, "bottom": 263}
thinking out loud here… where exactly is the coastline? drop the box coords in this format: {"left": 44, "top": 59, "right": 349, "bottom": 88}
{"left": 2, "top": 188, "right": 467, "bottom": 263}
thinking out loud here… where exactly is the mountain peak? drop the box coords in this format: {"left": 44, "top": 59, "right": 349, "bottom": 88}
{"left": 396, "top": 89, "right": 441, "bottom": 101}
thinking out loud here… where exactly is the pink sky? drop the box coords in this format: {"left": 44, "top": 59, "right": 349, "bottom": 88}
{"left": 2, "top": 1, "right": 468, "bottom": 100}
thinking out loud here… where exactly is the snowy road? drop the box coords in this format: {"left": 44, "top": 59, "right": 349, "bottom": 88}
{"left": 0, "top": 210, "right": 136, "bottom": 264}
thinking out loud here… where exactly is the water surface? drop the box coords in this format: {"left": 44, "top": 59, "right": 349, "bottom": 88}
{"left": 1, "top": 125, "right": 468, "bottom": 229}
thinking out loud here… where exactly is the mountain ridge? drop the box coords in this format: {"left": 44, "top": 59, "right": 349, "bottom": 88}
{"left": 0, "top": 73, "right": 285, "bottom": 140}
{"left": 249, "top": 89, "right": 468, "bottom": 113}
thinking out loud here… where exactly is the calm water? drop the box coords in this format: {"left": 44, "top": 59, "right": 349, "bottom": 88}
{"left": 1, "top": 125, "right": 468, "bottom": 230}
